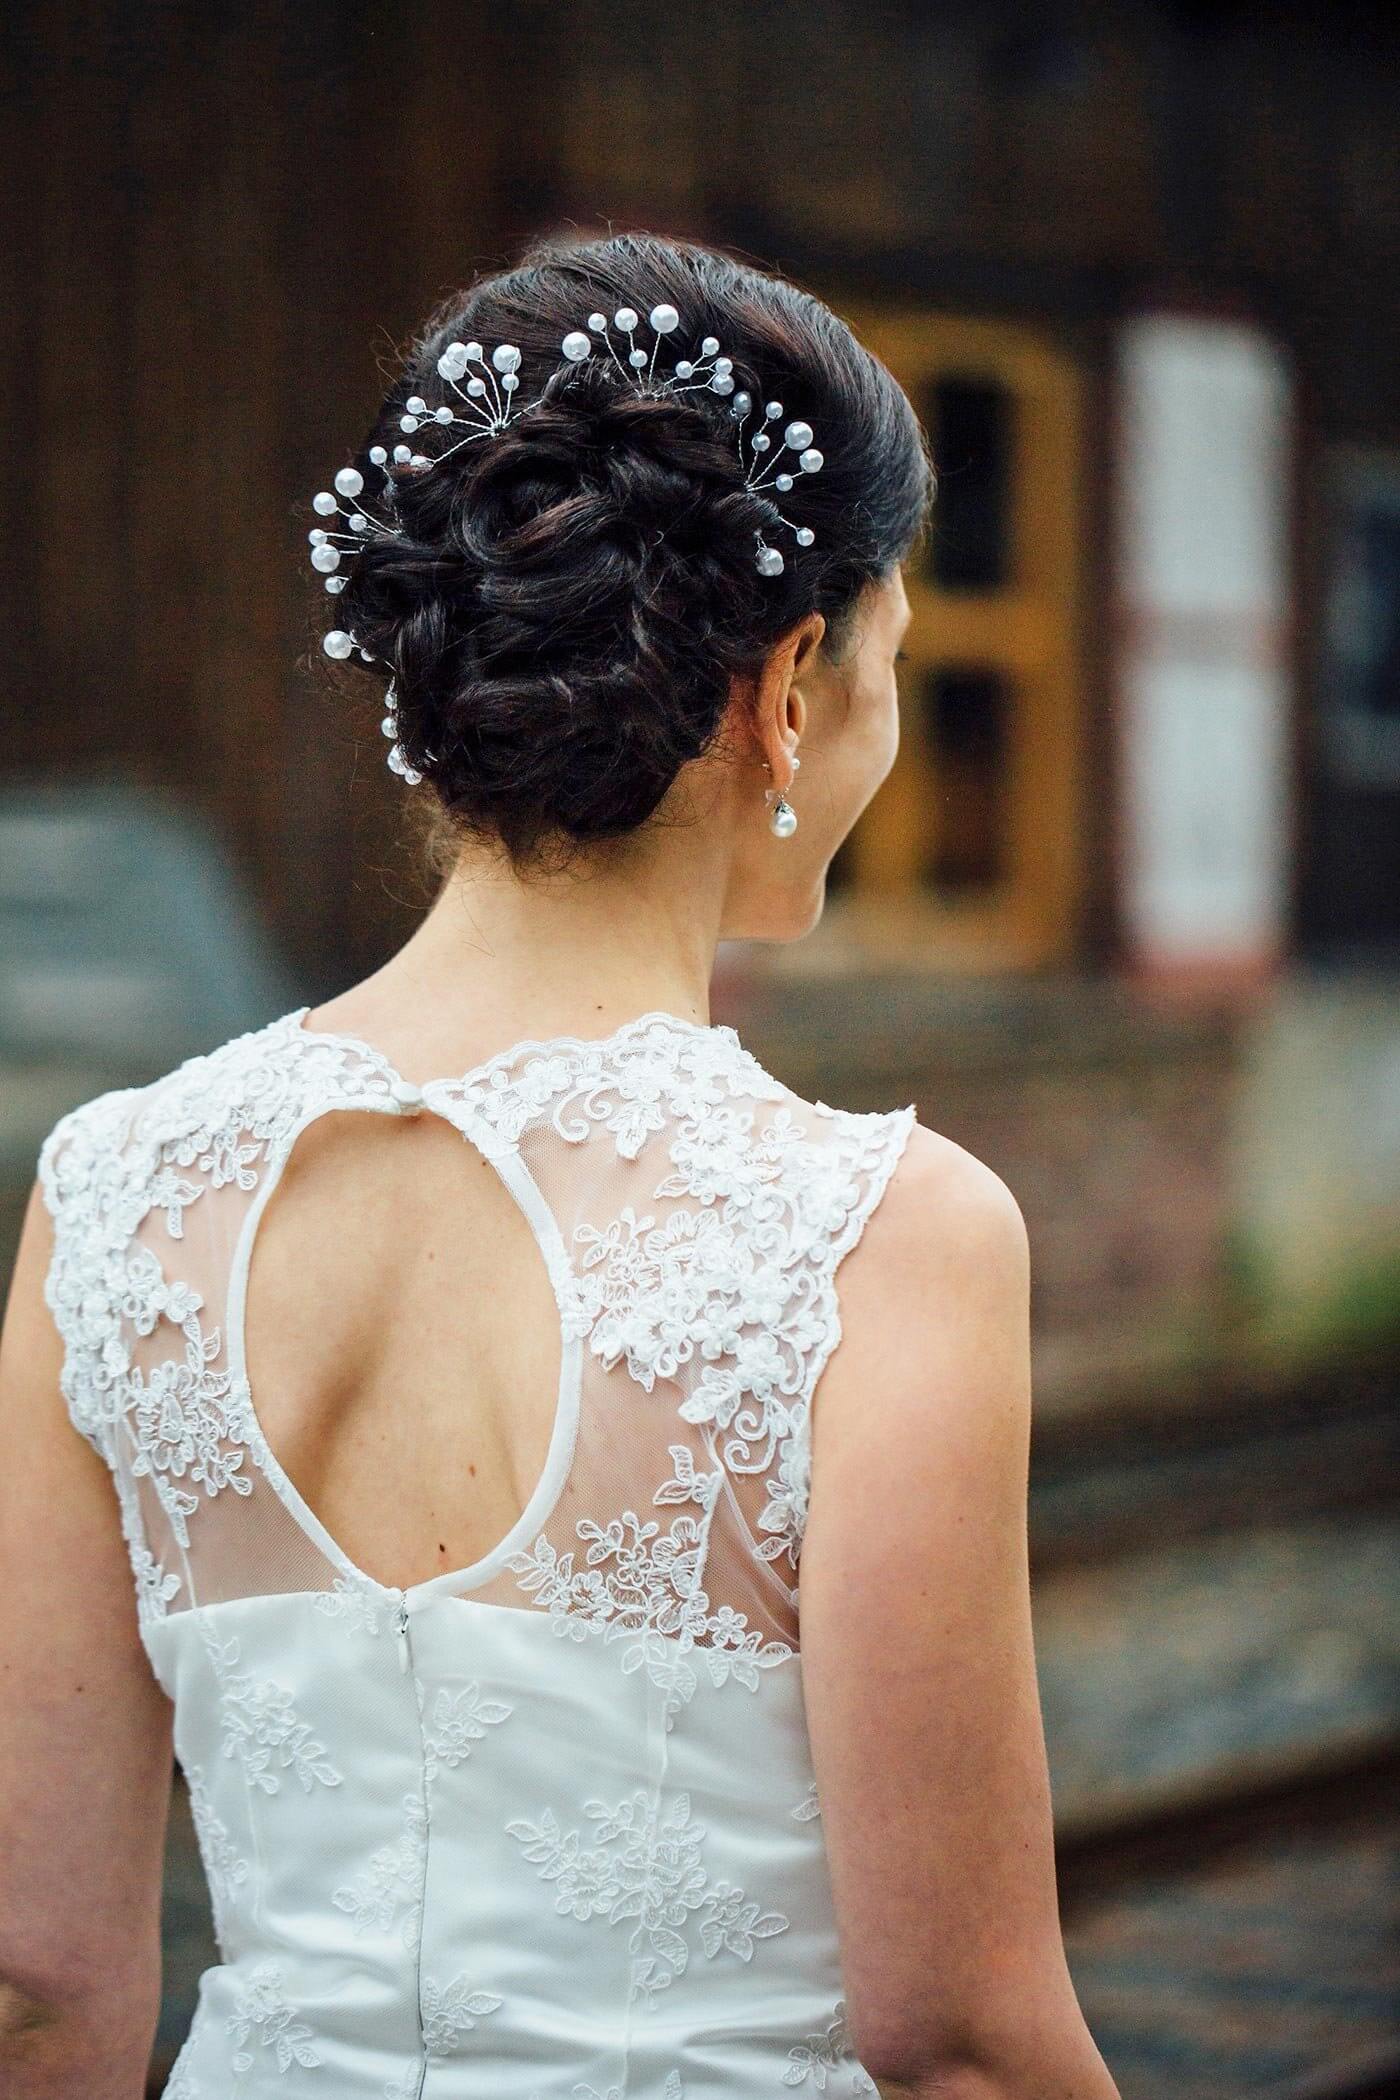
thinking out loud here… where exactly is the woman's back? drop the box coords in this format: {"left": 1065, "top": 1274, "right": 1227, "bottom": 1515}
{"left": 37, "top": 1000, "right": 914, "bottom": 2097}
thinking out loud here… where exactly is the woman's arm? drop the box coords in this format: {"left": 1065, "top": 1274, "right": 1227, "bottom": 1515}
{"left": 0, "top": 1180, "right": 173, "bottom": 2099}
{"left": 799, "top": 1125, "right": 1120, "bottom": 2100}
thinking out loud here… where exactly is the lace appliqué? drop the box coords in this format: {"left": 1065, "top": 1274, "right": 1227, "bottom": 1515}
{"left": 569, "top": 1099, "right": 916, "bottom": 1584}
{"left": 226, "top": 1958, "right": 323, "bottom": 2073}
{"left": 199, "top": 1619, "right": 343, "bottom": 1795}
{"left": 422, "top": 1681, "right": 515, "bottom": 1777}
{"left": 331, "top": 1787, "right": 428, "bottom": 1951}
{"left": 183, "top": 1759, "right": 251, "bottom": 1947}
{"left": 507, "top": 1788, "right": 789, "bottom": 2009}
{"left": 312, "top": 1572, "right": 388, "bottom": 1635}
{"left": 506, "top": 1445, "right": 792, "bottom": 1730}
{"left": 782, "top": 2000, "right": 877, "bottom": 2092}
{"left": 420, "top": 1972, "right": 505, "bottom": 2056}
{"left": 791, "top": 1778, "right": 822, "bottom": 1822}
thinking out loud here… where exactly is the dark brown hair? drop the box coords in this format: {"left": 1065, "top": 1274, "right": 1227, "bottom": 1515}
{"left": 320, "top": 230, "right": 934, "bottom": 874}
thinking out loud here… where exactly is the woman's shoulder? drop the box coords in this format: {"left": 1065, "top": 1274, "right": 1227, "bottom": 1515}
{"left": 826, "top": 1114, "right": 1030, "bottom": 1331}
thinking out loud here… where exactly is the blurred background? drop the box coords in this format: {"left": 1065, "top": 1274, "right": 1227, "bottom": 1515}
{"left": 2, "top": 3, "right": 1398, "bottom": 2094}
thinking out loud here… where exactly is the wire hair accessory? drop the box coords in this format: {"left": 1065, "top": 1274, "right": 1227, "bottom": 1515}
{"left": 310, "top": 300, "right": 825, "bottom": 782}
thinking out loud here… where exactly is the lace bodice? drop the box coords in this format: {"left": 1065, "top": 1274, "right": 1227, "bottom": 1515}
{"left": 37, "top": 1005, "right": 915, "bottom": 2098}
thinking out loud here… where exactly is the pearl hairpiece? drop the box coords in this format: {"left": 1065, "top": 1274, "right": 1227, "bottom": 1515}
{"left": 311, "top": 301, "right": 824, "bottom": 783}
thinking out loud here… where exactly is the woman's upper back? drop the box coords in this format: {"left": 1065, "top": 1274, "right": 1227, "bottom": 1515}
{"left": 39, "top": 1000, "right": 916, "bottom": 1643}
{"left": 34, "top": 999, "right": 916, "bottom": 2095}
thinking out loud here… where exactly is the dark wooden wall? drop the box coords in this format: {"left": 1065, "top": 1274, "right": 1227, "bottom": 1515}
{"left": 3, "top": 0, "right": 1396, "bottom": 986}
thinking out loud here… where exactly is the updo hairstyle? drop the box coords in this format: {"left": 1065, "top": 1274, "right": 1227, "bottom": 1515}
{"left": 319, "top": 230, "right": 934, "bottom": 874}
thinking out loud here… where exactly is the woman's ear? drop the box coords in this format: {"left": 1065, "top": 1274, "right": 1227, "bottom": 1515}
{"left": 750, "top": 611, "right": 824, "bottom": 781}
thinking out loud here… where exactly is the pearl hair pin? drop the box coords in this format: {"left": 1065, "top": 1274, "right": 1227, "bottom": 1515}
{"left": 310, "top": 300, "right": 825, "bottom": 784}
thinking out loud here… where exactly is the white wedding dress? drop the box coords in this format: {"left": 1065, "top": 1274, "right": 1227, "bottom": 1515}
{"left": 37, "top": 1004, "right": 916, "bottom": 2098}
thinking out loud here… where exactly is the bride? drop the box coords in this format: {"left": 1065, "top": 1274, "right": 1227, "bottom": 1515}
{"left": 0, "top": 229, "right": 1119, "bottom": 2100}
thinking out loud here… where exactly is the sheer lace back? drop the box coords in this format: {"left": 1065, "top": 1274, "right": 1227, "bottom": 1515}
{"left": 39, "top": 1006, "right": 915, "bottom": 1699}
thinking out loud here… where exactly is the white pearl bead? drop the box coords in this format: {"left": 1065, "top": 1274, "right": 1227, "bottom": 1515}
{"left": 732, "top": 391, "right": 752, "bottom": 414}
{"left": 311, "top": 544, "right": 341, "bottom": 572}
{"left": 406, "top": 398, "right": 427, "bottom": 417}
{"left": 650, "top": 303, "right": 680, "bottom": 333}
{"left": 766, "top": 401, "right": 783, "bottom": 419}
{"left": 783, "top": 421, "right": 813, "bottom": 451}
{"left": 562, "top": 330, "right": 592, "bottom": 361}
{"left": 501, "top": 371, "right": 519, "bottom": 390}
{"left": 713, "top": 356, "right": 733, "bottom": 374}
{"left": 323, "top": 629, "right": 354, "bottom": 658}
{"left": 701, "top": 336, "right": 720, "bottom": 356}
{"left": 675, "top": 360, "right": 694, "bottom": 378}
{"left": 350, "top": 514, "right": 369, "bottom": 533}
{"left": 399, "top": 413, "right": 419, "bottom": 432}
{"left": 755, "top": 544, "right": 785, "bottom": 577}
{"left": 393, "top": 444, "right": 413, "bottom": 462}
{"left": 466, "top": 341, "right": 483, "bottom": 361}
{"left": 309, "top": 527, "right": 327, "bottom": 543}
{"left": 313, "top": 490, "right": 338, "bottom": 516}
{"left": 614, "top": 307, "right": 638, "bottom": 330}
{"left": 437, "top": 349, "right": 467, "bottom": 381}
{"left": 369, "top": 445, "right": 387, "bottom": 464}
{"left": 434, "top": 405, "right": 453, "bottom": 423}
{"left": 799, "top": 448, "right": 824, "bottom": 473}
{"left": 775, "top": 472, "right": 794, "bottom": 491}
{"left": 467, "top": 377, "right": 486, "bottom": 396}
{"left": 325, "top": 576, "right": 347, "bottom": 593}
{"left": 359, "top": 647, "right": 374, "bottom": 661}
{"left": 629, "top": 348, "right": 647, "bottom": 367}
{"left": 381, "top": 715, "right": 397, "bottom": 736}
{"left": 588, "top": 312, "right": 607, "bottom": 331}
{"left": 710, "top": 373, "right": 734, "bottom": 394}
{"left": 770, "top": 797, "right": 798, "bottom": 839}
{"left": 411, "top": 453, "right": 429, "bottom": 467}
{"left": 492, "top": 343, "right": 521, "bottom": 372}
{"left": 752, "top": 432, "right": 770, "bottom": 450}
{"left": 796, "top": 527, "right": 815, "bottom": 546}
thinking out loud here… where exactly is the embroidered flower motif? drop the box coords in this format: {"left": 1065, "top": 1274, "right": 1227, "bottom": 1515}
{"left": 507, "top": 1789, "right": 789, "bottom": 2009}
{"left": 782, "top": 2000, "right": 875, "bottom": 2091}
{"left": 791, "top": 1778, "right": 822, "bottom": 1822}
{"left": 422, "top": 1682, "right": 514, "bottom": 1775}
{"left": 225, "top": 1958, "right": 322, "bottom": 2073}
{"left": 420, "top": 1971, "right": 505, "bottom": 2056}
{"left": 312, "top": 1572, "right": 387, "bottom": 1636}
{"left": 505, "top": 1475, "right": 793, "bottom": 1732}
{"left": 331, "top": 1787, "right": 428, "bottom": 1950}
{"left": 199, "top": 1621, "right": 343, "bottom": 1796}
{"left": 183, "top": 1760, "right": 250, "bottom": 1947}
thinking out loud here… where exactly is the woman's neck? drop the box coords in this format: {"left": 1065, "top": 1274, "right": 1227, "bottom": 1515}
{"left": 309, "top": 826, "right": 728, "bottom": 1070}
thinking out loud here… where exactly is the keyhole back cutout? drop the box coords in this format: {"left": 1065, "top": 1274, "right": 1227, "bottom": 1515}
{"left": 226, "top": 1099, "right": 580, "bottom": 1603}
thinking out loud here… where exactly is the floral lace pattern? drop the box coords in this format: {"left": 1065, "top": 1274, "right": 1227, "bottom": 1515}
{"left": 505, "top": 1444, "right": 794, "bottom": 1731}
{"left": 35, "top": 1007, "right": 913, "bottom": 2097}
{"left": 332, "top": 1787, "right": 428, "bottom": 1951}
{"left": 782, "top": 2000, "right": 877, "bottom": 2092}
{"left": 199, "top": 1618, "right": 343, "bottom": 1796}
{"left": 506, "top": 1788, "right": 789, "bottom": 2009}
{"left": 421, "top": 1680, "right": 515, "bottom": 1777}
{"left": 420, "top": 1971, "right": 505, "bottom": 2056}
{"left": 226, "top": 1958, "right": 323, "bottom": 2073}
{"left": 183, "top": 1760, "right": 250, "bottom": 1948}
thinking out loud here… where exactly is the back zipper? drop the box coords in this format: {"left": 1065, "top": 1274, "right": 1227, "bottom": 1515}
{"left": 394, "top": 1590, "right": 411, "bottom": 1673}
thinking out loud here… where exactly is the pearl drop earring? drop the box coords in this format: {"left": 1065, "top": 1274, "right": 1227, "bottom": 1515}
{"left": 766, "top": 751, "right": 800, "bottom": 838}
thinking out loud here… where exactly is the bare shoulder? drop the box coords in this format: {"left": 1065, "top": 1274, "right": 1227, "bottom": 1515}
{"left": 808, "top": 1115, "right": 1033, "bottom": 1490}
{"left": 849, "top": 1116, "right": 1029, "bottom": 1322}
